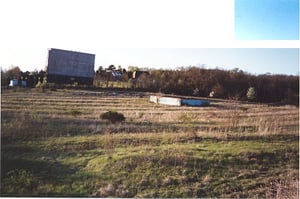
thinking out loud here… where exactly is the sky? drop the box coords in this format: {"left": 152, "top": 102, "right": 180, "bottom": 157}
{"left": 0, "top": 0, "right": 234, "bottom": 47}
{"left": 0, "top": 48, "right": 299, "bottom": 75}
{"left": 0, "top": 0, "right": 299, "bottom": 75}
{"left": 235, "top": 0, "right": 299, "bottom": 40}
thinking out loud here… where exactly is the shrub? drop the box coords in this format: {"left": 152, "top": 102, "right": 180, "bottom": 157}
{"left": 100, "top": 111, "right": 125, "bottom": 123}
{"left": 35, "top": 81, "right": 45, "bottom": 88}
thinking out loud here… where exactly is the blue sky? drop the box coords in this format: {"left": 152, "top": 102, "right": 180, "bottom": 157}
{"left": 0, "top": 48, "right": 299, "bottom": 75}
{"left": 235, "top": 0, "right": 299, "bottom": 40}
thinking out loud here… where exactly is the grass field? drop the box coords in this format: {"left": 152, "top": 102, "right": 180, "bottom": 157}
{"left": 1, "top": 88, "right": 299, "bottom": 198}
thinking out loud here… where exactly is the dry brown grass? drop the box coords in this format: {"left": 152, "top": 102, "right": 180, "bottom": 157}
{"left": 1, "top": 89, "right": 299, "bottom": 140}
{"left": 265, "top": 176, "right": 299, "bottom": 199}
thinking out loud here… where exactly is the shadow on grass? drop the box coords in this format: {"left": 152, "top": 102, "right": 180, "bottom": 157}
{"left": 0, "top": 156, "right": 78, "bottom": 196}
{"left": 0, "top": 145, "right": 99, "bottom": 197}
{"left": 94, "top": 147, "right": 299, "bottom": 198}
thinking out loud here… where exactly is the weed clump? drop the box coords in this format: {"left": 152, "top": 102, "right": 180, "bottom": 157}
{"left": 92, "top": 184, "right": 130, "bottom": 197}
{"left": 100, "top": 111, "right": 125, "bottom": 123}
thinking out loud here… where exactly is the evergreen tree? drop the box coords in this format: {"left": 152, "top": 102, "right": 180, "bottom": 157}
{"left": 247, "top": 87, "right": 256, "bottom": 101}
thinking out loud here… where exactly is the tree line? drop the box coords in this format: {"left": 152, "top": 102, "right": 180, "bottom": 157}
{"left": 105, "top": 66, "right": 297, "bottom": 106}
{"left": 2, "top": 66, "right": 299, "bottom": 106}
{"left": 94, "top": 66, "right": 298, "bottom": 105}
